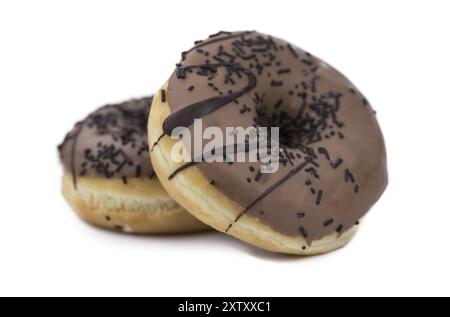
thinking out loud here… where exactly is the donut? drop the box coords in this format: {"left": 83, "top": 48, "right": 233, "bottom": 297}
{"left": 149, "top": 31, "right": 388, "bottom": 254}
{"left": 58, "top": 97, "right": 209, "bottom": 234}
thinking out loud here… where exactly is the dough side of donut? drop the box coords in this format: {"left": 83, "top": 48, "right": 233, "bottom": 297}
{"left": 62, "top": 172, "right": 209, "bottom": 234}
{"left": 149, "top": 86, "right": 358, "bottom": 255}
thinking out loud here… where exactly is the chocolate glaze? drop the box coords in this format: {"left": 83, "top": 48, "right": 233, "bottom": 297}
{"left": 164, "top": 31, "right": 388, "bottom": 244}
{"left": 58, "top": 97, "right": 154, "bottom": 189}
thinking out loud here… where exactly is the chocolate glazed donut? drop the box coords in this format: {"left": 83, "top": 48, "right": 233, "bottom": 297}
{"left": 149, "top": 31, "right": 388, "bottom": 254}
{"left": 58, "top": 97, "right": 209, "bottom": 234}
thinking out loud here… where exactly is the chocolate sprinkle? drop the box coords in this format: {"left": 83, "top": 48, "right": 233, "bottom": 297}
{"left": 270, "top": 80, "right": 283, "bottom": 87}
{"left": 299, "top": 226, "right": 308, "bottom": 238}
{"left": 323, "top": 218, "right": 334, "bottom": 227}
{"left": 315, "top": 190, "right": 323, "bottom": 205}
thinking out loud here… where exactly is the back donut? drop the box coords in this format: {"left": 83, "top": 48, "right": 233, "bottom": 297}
{"left": 58, "top": 97, "right": 209, "bottom": 234}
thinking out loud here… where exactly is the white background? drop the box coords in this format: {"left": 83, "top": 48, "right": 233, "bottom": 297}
{"left": 0, "top": 0, "right": 449, "bottom": 297}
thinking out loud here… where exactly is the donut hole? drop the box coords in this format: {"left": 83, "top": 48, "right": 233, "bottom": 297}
{"left": 253, "top": 93, "right": 328, "bottom": 149}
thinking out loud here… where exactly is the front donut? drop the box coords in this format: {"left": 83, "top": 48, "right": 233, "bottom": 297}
{"left": 149, "top": 31, "right": 388, "bottom": 255}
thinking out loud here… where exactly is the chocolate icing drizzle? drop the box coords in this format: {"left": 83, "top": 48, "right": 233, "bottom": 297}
{"left": 168, "top": 143, "right": 253, "bottom": 180}
{"left": 58, "top": 97, "right": 154, "bottom": 189}
{"left": 162, "top": 31, "right": 388, "bottom": 244}
{"left": 163, "top": 63, "right": 256, "bottom": 135}
{"left": 226, "top": 158, "right": 312, "bottom": 232}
